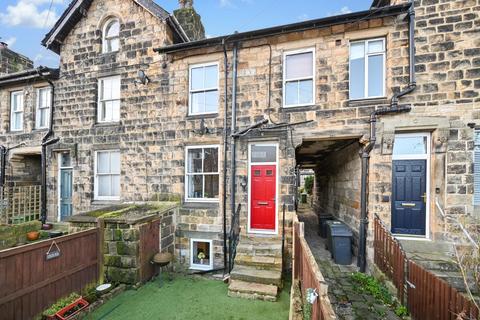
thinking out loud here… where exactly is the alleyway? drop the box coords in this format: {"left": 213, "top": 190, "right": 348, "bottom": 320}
{"left": 297, "top": 204, "right": 402, "bottom": 320}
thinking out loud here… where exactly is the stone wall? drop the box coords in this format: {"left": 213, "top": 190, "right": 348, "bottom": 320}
{"left": 0, "top": 220, "right": 41, "bottom": 250}
{"left": 0, "top": 43, "right": 33, "bottom": 75}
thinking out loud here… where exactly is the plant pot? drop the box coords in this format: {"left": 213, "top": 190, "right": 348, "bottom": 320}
{"left": 42, "top": 223, "right": 53, "bottom": 230}
{"left": 49, "top": 231, "right": 63, "bottom": 238}
{"left": 26, "top": 231, "right": 39, "bottom": 241}
{"left": 153, "top": 252, "right": 173, "bottom": 267}
{"left": 55, "top": 298, "right": 89, "bottom": 320}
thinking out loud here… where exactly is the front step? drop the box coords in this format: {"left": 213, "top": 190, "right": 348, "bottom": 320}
{"left": 230, "top": 265, "right": 282, "bottom": 286}
{"left": 234, "top": 254, "right": 282, "bottom": 271}
{"left": 228, "top": 279, "right": 278, "bottom": 302}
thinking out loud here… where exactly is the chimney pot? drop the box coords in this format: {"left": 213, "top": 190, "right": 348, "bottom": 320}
{"left": 179, "top": 0, "right": 193, "bottom": 8}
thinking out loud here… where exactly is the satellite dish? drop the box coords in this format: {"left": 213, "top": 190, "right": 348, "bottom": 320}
{"left": 137, "top": 70, "right": 150, "bottom": 85}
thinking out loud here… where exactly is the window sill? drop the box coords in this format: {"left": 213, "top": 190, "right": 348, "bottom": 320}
{"left": 348, "top": 97, "right": 389, "bottom": 107}
{"left": 93, "top": 122, "right": 121, "bottom": 128}
{"left": 92, "top": 199, "right": 121, "bottom": 205}
{"left": 281, "top": 105, "right": 316, "bottom": 113}
{"left": 32, "top": 128, "right": 49, "bottom": 132}
{"left": 183, "top": 202, "right": 219, "bottom": 209}
{"left": 186, "top": 113, "right": 219, "bottom": 120}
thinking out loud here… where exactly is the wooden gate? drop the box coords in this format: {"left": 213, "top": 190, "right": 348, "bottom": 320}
{"left": 139, "top": 219, "right": 160, "bottom": 282}
{"left": 0, "top": 229, "right": 99, "bottom": 320}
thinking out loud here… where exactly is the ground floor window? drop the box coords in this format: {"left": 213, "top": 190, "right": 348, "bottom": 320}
{"left": 94, "top": 150, "right": 120, "bottom": 200}
{"left": 190, "top": 239, "right": 213, "bottom": 270}
{"left": 185, "top": 146, "right": 219, "bottom": 202}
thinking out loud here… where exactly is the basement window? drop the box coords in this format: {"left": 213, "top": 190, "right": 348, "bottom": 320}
{"left": 189, "top": 62, "right": 219, "bottom": 115}
{"left": 98, "top": 76, "right": 121, "bottom": 123}
{"left": 102, "top": 18, "right": 120, "bottom": 53}
{"left": 190, "top": 239, "right": 213, "bottom": 270}
{"left": 94, "top": 150, "right": 120, "bottom": 200}
{"left": 283, "top": 48, "right": 315, "bottom": 108}
{"left": 36, "top": 87, "right": 51, "bottom": 129}
{"left": 349, "top": 38, "right": 385, "bottom": 100}
{"left": 185, "top": 146, "right": 219, "bottom": 202}
{"left": 10, "top": 91, "right": 23, "bottom": 132}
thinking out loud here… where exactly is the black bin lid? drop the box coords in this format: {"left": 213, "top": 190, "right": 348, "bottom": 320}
{"left": 327, "top": 221, "right": 353, "bottom": 236}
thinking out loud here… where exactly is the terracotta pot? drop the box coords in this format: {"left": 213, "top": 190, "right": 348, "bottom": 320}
{"left": 153, "top": 252, "right": 173, "bottom": 267}
{"left": 26, "top": 231, "right": 39, "bottom": 241}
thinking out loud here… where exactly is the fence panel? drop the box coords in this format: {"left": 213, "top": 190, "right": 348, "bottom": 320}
{"left": 374, "top": 215, "right": 407, "bottom": 303}
{"left": 139, "top": 219, "right": 160, "bottom": 282}
{"left": 0, "top": 185, "right": 41, "bottom": 225}
{"left": 407, "top": 260, "right": 480, "bottom": 320}
{"left": 293, "top": 221, "right": 336, "bottom": 320}
{"left": 0, "top": 228, "right": 99, "bottom": 320}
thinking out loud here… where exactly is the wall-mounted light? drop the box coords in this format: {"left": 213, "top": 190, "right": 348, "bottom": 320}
{"left": 135, "top": 70, "right": 150, "bottom": 85}
{"left": 240, "top": 176, "right": 248, "bottom": 191}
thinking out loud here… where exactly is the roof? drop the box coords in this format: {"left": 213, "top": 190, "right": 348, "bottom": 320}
{"left": 154, "top": 3, "right": 410, "bottom": 54}
{"left": 41, "top": 0, "right": 184, "bottom": 54}
{"left": 0, "top": 67, "right": 59, "bottom": 87}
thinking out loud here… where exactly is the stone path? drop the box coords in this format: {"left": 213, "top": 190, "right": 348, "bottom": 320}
{"left": 297, "top": 204, "right": 402, "bottom": 320}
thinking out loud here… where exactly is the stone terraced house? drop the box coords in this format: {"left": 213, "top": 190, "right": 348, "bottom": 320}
{"left": 0, "top": 0, "right": 479, "bottom": 301}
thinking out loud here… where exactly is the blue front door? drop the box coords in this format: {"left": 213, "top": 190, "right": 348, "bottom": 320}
{"left": 60, "top": 168, "right": 73, "bottom": 220}
{"left": 391, "top": 159, "right": 427, "bottom": 236}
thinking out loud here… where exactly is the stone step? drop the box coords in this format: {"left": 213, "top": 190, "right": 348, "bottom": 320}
{"left": 235, "top": 253, "right": 282, "bottom": 271}
{"left": 230, "top": 265, "right": 282, "bottom": 286}
{"left": 228, "top": 279, "right": 278, "bottom": 302}
{"left": 400, "top": 240, "right": 456, "bottom": 256}
{"left": 236, "top": 242, "right": 282, "bottom": 257}
{"left": 410, "top": 256, "right": 459, "bottom": 273}
{"left": 431, "top": 270, "right": 479, "bottom": 294}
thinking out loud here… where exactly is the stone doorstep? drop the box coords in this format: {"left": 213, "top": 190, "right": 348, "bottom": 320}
{"left": 430, "top": 270, "right": 479, "bottom": 294}
{"left": 228, "top": 279, "right": 278, "bottom": 302}
{"left": 236, "top": 243, "right": 282, "bottom": 256}
{"left": 234, "top": 254, "right": 282, "bottom": 271}
{"left": 230, "top": 265, "right": 282, "bottom": 286}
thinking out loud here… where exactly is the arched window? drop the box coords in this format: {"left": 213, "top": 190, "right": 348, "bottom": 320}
{"left": 102, "top": 18, "right": 120, "bottom": 53}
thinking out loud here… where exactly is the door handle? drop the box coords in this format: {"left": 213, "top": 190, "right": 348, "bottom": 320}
{"left": 401, "top": 203, "right": 416, "bottom": 207}
{"left": 421, "top": 193, "right": 427, "bottom": 204}
{"left": 258, "top": 201, "right": 268, "bottom": 205}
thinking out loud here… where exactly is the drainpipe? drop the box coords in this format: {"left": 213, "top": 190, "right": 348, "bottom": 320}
{"left": 222, "top": 39, "right": 229, "bottom": 273}
{"left": 37, "top": 67, "right": 59, "bottom": 224}
{"left": 358, "top": 0, "right": 416, "bottom": 273}
{"left": 0, "top": 146, "right": 6, "bottom": 188}
{"left": 229, "top": 42, "right": 238, "bottom": 267}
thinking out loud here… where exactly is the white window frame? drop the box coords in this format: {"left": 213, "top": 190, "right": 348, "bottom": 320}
{"left": 36, "top": 87, "right": 51, "bottom": 129}
{"left": 349, "top": 38, "right": 386, "bottom": 100}
{"left": 190, "top": 238, "right": 213, "bottom": 271}
{"left": 282, "top": 47, "right": 316, "bottom": 108}
{"left": 10, "top": 91, "right": 23, "bottom": 132}
{"left": 473, "top": 130, "right": 480, "bottom": 206}
{"left": 392, "top": 132, "right": 431, "bottom": 240}
{"left": 102, "top": 18, "right": 120, "bottom": 54}
{"left": 184, "top": 145, "right": 220, "bottom": 203}
{"left": 94, "top": 150, "right": 121, "bottom": 201}
{"left": 97, "top": 75, "right": 121, "bottom": 123}
{"left": 188, "top": 62, "right": 219, "bottom": 115}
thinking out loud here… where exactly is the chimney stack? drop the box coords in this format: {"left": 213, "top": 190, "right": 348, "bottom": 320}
{"left": 174, "top": 0, "right": 205, "bottom": 41}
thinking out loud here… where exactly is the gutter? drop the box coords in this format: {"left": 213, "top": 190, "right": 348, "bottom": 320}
{"left": 358, "top": 0, "right": 416, "bottom": 273}
{"left": 154, "top": 4, "right": 409, "bottom": 54}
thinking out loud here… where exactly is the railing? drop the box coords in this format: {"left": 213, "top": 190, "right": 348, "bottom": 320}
{"left": 293, "top": 220, "right": 336, "bottom": 320}
{"left": 228, "top": 204, "right": 241, "bottom": 273}
{"left": 0, "top": 185, "right": 41, "bottom": 225}
{"left": 373, "top": 215, "right": 480, "bottom": 319}
{"left": 408, "top": 260, "right": 479, "bottom": 320}
{"left": 373, "top": 214, "right": 407, "bottom": 303}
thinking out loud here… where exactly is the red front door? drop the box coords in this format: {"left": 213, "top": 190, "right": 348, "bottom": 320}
{"left": 250, "top": 165, "right": 276, "bottom": 230}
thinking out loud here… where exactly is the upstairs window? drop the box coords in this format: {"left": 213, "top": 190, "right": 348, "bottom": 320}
{"left": 102, "top": 18, "right": 120, "bottom": 53}
{"left": 98, "top": 76, "right": 121, "bottom": 123}
{"left": 189, "top": 63, "right": 218, "bottom": 115}
{"left": 283, "top": 48, "right": 315, "bottom": 107}
{"left": 185, "top": 146, "right": 219, "bottom": 201}
{"left": 10, "top": 91, "right": 23, "bottom": 132}
{"left": 36, "top": 87, "right": 51, "bottom": 129}
{"left": 95, "top": 150, "right": 120, "bottom": 200}
{"left": 349, "top": 38, "right": 385, "bottom": 100}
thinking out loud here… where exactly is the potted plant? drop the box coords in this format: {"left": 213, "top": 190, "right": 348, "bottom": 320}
{"left": 26, "top": 230, "right": 39, "bottom": 241}
{"left": 198, "top": 251, "right": 206, "bottom": 265}
{"left": 55, "top": 297, "right": 89, "bottom": 320}
{"left": 42, "top": 293, "right": 88, "bottom": 320}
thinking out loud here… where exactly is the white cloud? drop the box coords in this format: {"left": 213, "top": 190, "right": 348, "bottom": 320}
{"left": 3, "top": 37, "right": 17, "bottom": 47}
{"left": 327, "top": 6, "right": 352, "bottom": 16}
{"left": 220, "top": 0, "right": 233, "bottom": 7}
{"left": 298, "top": 14, "right": 309, "bottom": 21}
{"left": 0, "top": 0, "right": 63, "bottom": 29}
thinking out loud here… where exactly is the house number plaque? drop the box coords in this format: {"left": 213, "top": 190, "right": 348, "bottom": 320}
{"left": 45, "top": 240, "right": 61, "bottom": 261}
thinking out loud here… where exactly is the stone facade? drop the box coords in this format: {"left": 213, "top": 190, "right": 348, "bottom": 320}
{"left": 0, "top": 42, "right": 33, "bottom": 75}
{"left": 0, "top": 0, "right": 478, "bottom": 273}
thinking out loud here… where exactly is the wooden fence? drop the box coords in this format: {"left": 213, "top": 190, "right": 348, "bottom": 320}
{"left": 0, "top": 185, "right": 41, "bottom": 225}
{"left": 373, "top": 215, "right": 406, "bottom": 303}
{"left": 373, "top": 215, "right": 480, "bottom": 320}
{"left": 293, "top": 221, "right": 336, "bottom": 320}
{"left": 139, "top": 219, "right": 160, "bottom": 282}
{"left": 0, "top": 228, "right": 100, "bottom": 320}
{"left": 408, "top": 261, "right": 479, "bottom": 320}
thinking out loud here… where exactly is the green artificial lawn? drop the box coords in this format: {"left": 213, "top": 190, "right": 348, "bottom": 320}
{"left": 87, "top": 275, "right": 290, "bottom": 320}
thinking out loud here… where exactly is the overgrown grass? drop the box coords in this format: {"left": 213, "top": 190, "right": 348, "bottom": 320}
{"left": 86, "top": 275, "right": 290, "bottom": 320}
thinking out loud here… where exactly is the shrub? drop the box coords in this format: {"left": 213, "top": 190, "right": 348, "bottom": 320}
{"left": 304, "top": 176, "right": 314, "bottom": 195}
{"left": 42, "top": 293, "right": 81, "bottom": 317}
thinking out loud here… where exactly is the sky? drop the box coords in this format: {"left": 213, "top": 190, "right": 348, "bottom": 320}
{"left": 0, "top": 0, "right": 372, "bottom": 67}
